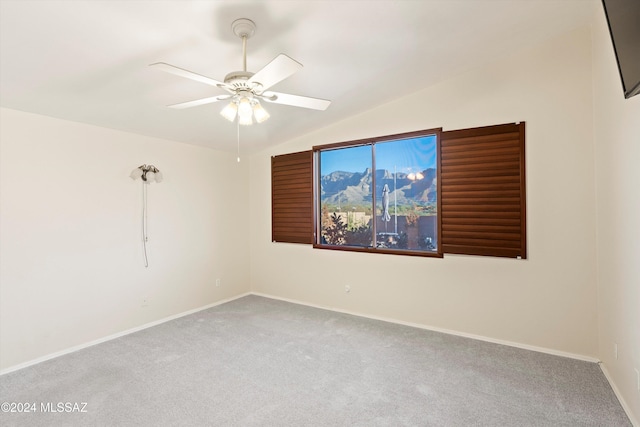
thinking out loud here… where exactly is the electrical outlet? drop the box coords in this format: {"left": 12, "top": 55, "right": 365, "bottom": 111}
{"left": 216, "top": 278, "right": 221, "bottom": 287}
{"left": 614, "top": 343, "right": 618, "bottom": 360}
{"left": 345, "top": 285, "right": 351, "bottom": 293}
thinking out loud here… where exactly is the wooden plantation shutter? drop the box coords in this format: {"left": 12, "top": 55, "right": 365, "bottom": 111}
{"left": 271, "top": 150, "right": 313, "bottom": 244}
{"left": 440, "top": 122, "right": 526, "bottom": 258}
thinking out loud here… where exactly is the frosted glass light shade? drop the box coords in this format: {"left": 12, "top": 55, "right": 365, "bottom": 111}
{"left": 238, "top": 98, "right": 253, "bottom": 124}
{"left": 154, "top": 171, "right": 163, "bottom": 183}
{"left": 220, "top": 102, "right": 238, "bottom": 122}
{"left": 238, "top": 113, "right": 253, "bottom": 126}
{"left": 253, "top": 102, "right": 270, "bottom": 123}
{"left": 130, "top": 168, "right": 143, "bottom": 180}
{"left": 145, "top": 171, "right": 155, "bottom": 182}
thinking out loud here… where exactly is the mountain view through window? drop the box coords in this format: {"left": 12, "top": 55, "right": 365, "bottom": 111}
{"left": 317, "top": 132, "right": 440, "bottom": 255}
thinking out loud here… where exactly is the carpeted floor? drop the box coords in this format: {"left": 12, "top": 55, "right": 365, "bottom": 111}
{"left": 0, "top": 295, "right": 631, "bottom": 426}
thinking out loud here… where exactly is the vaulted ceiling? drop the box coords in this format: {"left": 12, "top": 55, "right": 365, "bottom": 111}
{"left": 0, "top": 0, "right": 597, "bottom": 153}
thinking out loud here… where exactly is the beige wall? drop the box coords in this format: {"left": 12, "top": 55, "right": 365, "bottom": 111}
{"left": 0, "top": 108, "right": 251, "bottom": 370}
{"left": 250, "top": 18, "right": 640, "bottom": 420}
{"left": 250, "top": 26, "right": 599, "bottom": 359}
{"left": 1, "top": 8, "right": 637, "bottom": 424}
{"left": 592, "top": 6, "right": 640, "bottom": 423}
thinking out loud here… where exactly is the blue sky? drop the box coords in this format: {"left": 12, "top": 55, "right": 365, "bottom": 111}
{"left": 320, "top": 135, "right": 437, "bottom": 176}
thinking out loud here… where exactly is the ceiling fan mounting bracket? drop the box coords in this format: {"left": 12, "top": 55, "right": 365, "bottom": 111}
{"left": 232, "top": 18, "right": 256, "bottom": 39}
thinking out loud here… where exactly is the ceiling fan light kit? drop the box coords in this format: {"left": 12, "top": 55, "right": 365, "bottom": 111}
{"left": 150, "top": 17, "right": 330, "bottom": 126}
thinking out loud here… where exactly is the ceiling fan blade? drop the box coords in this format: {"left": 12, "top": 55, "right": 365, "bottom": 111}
{"left": 150, "top": 62, "right": 228, "bottom": 89}
{"left": 248, "top": 54, "right": 302, "bottom": 92}
{"left": 167, "top": 95, "right": 231, "bottom": 109}
{"left": 262, "top": 91, "right": 331, "bottom": 111}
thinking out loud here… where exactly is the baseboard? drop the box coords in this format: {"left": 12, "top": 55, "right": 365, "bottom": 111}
{"left": 0, "top": 292, "right": 251, "bottom": 376}
{"left": 599, "top": 363, "right": 640, "bottom": 427}
{"left": 250, "top": 292, "right": 600, "bottom": 364}
{"left": 0, "top": 290, "right": 601, "bottom": 374}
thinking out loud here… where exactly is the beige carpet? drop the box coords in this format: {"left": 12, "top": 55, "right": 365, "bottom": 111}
{"left": 0, "top": 295, "right": 631, "bottom": 426}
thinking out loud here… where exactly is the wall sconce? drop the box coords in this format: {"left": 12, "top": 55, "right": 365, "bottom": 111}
{"left": 130, "top": 164, "right": 162, "bottom": 268}
{"left": 130, "top": 164, "right": 163, "bottom": 183}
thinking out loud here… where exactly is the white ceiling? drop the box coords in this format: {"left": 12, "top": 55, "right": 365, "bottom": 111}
{"left": 0, "top": 0, "right": 597, "bottom": 154}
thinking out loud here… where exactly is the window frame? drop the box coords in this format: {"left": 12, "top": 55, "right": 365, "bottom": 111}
{"left": 312, "top": 128, "right": 443, "bottom": 258}
{"left": 270, "top": 122, "right": 526, "bottom": 260}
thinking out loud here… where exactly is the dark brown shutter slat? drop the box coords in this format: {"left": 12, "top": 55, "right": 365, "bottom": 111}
{"left": 441, "top": 123, "right": 526, "bottom": 258}
{"left": 444, "top": 217, "right": 522, "bottom": 226}
{"left": 271, "top": 151, "right": 313, "bottom": 244}
{"left": 441, "top": 139, "right": 520, "bottom": 153}
{"left": 443, "top": 245, "right": 522, "bottom": 258}
{"left": 442, "top": 169, "right": 522, "bottom": 180}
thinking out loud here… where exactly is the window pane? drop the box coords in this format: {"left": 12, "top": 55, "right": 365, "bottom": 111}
{"left": 319, "top": 145, "right": 373, "bottom": 247}
{"left": 375, "top": 135, "right": 438, "bottom": 252}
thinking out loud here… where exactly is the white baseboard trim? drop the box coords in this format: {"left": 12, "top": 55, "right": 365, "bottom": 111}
{"left": 3, "top": 291, "right": 633, "bottom": 422}
{"left": 599, "top": 363, "right": 639, "bottom": 427}
{"left": 0, "top": 292, "right": 251, "bottom": 376}
{"left": 0, "top": 291, "right": 601, "bottom": 375}
{"left": 250, "top": 292, "right": 600, "bottom": 364}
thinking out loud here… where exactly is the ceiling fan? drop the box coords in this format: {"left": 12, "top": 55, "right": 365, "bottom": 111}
{"left": 150, "top": 18, "right": 331, "bottom": 125}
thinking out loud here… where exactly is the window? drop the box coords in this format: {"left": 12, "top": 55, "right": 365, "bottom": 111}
{"left": 271, "top": 122, "right": 525, "bottom": 259}
{"left": 314, "top": 128, "right": 442, "bottom": 257}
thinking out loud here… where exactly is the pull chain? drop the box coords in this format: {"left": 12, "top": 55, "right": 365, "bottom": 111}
{"left": 142, "top": 181, "right": 149, "bottom": 268}
{"left": 237, "top": 120, "right": 241, "bottom": 163}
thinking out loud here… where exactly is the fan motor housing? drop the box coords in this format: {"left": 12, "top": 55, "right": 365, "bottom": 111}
{"left": 224, "top": 70, "right": 261, "bottom": 92}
